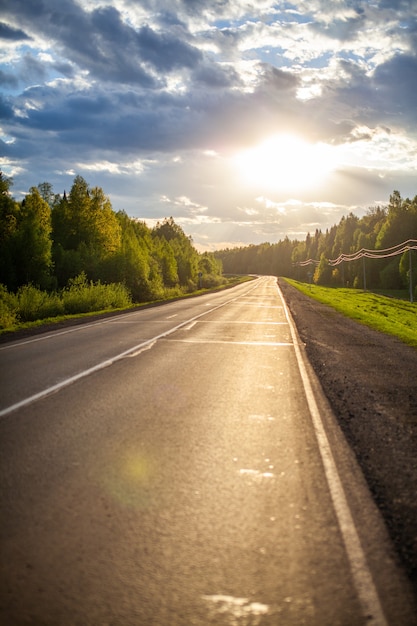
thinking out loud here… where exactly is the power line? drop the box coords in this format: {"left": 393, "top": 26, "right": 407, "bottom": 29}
{"left": 328, "top": 239, "right": 417, "bottom": 266}
{"left": 295, "top": 258, "right": 320, "bottom": 267}
{"left": 293, "top": 238, "right": 417, "bottom": 302}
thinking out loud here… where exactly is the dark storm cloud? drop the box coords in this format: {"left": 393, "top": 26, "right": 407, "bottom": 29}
{"left": 135, "top": 24, "right": 202, "bottom": 71}
{"left": 180, "top": 0, "right": 234, "bottom": 16}
{"left": 20, "top": 54, "right": 48, "bottom": 82}
{"left": 53, "top": 5, "right": 161, "bottom": 87}
{"left": 153, "top": 10, "right": 188, "bottom": 29}
{"left": 12, "top": 84, "right": 116, "bottom": 134}
{"left": 297, "top": 47, "right": 417, "bottom": 146}
{"left": 259, "top": 65, "right": 299, "bottom": 93}
{"left": 0, "top": 94, "right": 13, "bottom": 118}
{"left": 373, "top": 54, "right": 417, "bottom": 122}
{"left": 6, "top": 60, "right": 298, "bottom": 161}
{"left": 89, "top": 6, "right": 201, "bottom": 73}
{"left": 0, "top": 0, "right": 202, "bottom": 86}
{"left": 193, "top": 62, "right": 241, "bottom": 88}
{"left": 6, "top": 82, "right": 192, "bottom": 153}
{"left": 0, "top": 70, "right": 18, "bottom": 89}
{"left": 51, "top": 61, "right": 75, "bottom": 78}
{"left": 379, "top": 0, "right": 416, "bottom": 9}
{"left": 306, "top": 0, "right": 417, "bottom": 41}
{"left": 0, "top": 21, "right": 30, "bottom": 41}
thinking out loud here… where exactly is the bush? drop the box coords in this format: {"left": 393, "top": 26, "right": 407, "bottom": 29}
{"left": 0, "top": 285, "right": 18, "bottom": 329}
{"left": 62, "top": 272, "right": 132, "bottom": 314}
{"left": 17, "top": 284, "right": 64, "bottom": 322}
{"left": 161, "top": 286, "right": 184, "bottom": 300}
{"left": 201, "top": 274, "right": 226, "bottom": 289}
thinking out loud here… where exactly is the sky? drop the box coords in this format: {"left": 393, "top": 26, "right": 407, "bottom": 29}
{"left": 1, "top": 0, "right": 417, "bottom": 251}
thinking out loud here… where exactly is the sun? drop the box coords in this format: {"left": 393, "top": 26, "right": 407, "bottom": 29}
{"left": 233, "top": 134, "right": 336, "bottom": 192}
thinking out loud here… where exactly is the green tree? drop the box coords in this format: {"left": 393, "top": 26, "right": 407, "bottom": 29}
{"left": 314, "top": 253, "right": 332, "bottom": 285}
{"left": 103, "top": 212, "right": 154, "bottom": 301}
{"left": 0, "top": 172, "right": 19, "bottom": 289}
{"left": 376, "top": 192, "right": 417, "bottom": 249}
{"left": 37, "top": 181, "right": 57, "bottom": 207}
{"left": 52, "top": 176, "right": 122, "bottom": 285}
{"left": 0, "top": 179, "right": 53, "bottom": 289}
{"left": 14, "top": 187, "right": 53, "bottom": 288}
{"left": 153, "top": 216, "right": 186, "bottom": 242}
{"left": 399, "top": 248, "right": 417, "bottom": 293}
{"left": 153, "top": 236, "right": 179, "bottom": 287}
{"left": 153, "top": 217, "right": 199, "bottom": 288}
{"left": 198, "top": 252, "right": 222, "bottom": 275}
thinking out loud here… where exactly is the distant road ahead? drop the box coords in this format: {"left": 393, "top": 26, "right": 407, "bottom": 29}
{"left": 1, "top": 277, "right": 415, "bottom": 625}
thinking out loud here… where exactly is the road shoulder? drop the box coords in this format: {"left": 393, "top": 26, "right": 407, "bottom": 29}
{"left": 279, "top": 277, "right": 417, "bottom": 598}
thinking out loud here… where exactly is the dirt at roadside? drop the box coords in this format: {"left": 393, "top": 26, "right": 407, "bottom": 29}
{"left": 278, "top": 277, "right": 417, "bottom": 595}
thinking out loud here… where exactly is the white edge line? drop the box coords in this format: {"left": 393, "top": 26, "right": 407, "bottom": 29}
{"left": 0, "top": 283, "right": 260, "bottom": 419}
{"left": 166, "top": 339, "right": 292, "bottom": 346}
{"left": 277, "top": 282, "right": 388, "bottom": 626}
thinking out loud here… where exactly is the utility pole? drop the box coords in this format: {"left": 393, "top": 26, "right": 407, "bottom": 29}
{"left": 362, "top": 256, "right": 367, "bottom": 291}
{"left": 409, "top": 248, "right": 414, "bottom": 303}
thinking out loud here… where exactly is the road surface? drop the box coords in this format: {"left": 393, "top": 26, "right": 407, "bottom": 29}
{"left": 0, "top": 276, "right": 415, "bottom": 625}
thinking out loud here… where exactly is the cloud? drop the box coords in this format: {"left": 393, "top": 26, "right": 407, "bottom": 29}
{"left": 193, "top": 62, "right": 241, "bottom": 88}
{"left": 259, "top": 64, "right": 299, "bottom": 92}
{"left": 373, "top": 53, "right": 417, "bottom": 123}
{"left": 0, "top": 70, "right": 18, "bottom": 89}
{"left": 0, "top": 94, "right": 14, "bottom": 119}
{"left": 1, "top": 0, "right": 201, "bottom": 87}
{"left": 0, "top": 21, "right": 30, "bottom": 41}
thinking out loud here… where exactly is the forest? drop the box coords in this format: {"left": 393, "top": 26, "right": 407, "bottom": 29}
{"left": 215, "top": 190, "right": 417, "bottom": 294}
{"left": 1, "top": 169, "right": 417, "bottom": 325}
{"left": 0, "top": 173, "right": 224, "bottom": 305}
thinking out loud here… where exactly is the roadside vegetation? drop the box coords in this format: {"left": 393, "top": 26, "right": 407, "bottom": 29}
{"left": 2, "top": 169, "right": 416, "bottom": 338}
{"left": 0, "top": 272, "right": 250, "bottom": 335}
{"left": 0, "top": 172, "right": 232, "bottom": 333}
{"left": 0, "top": 274, "right": 131, "bottom": 332}
{"left": 284, "top": 278, "right": 417, "bottom": 348}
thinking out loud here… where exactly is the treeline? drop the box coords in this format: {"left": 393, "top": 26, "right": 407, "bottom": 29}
{"left": 0, "top": 173, "right": 224, "bottom": 303}
{"left": 216, "top": 191, "right": 417, "bottom": 291}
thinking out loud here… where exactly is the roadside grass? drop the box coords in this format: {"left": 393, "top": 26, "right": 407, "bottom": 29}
{"left": 0, "top": 274, "right": 253, "bottom": 336}
{"left": 284, "top": 278, "right": 417, "bottom": 348}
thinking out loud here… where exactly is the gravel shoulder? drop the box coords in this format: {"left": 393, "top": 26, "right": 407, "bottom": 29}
{"left": 279, "top": 277, "right": 417, "bottom": 595}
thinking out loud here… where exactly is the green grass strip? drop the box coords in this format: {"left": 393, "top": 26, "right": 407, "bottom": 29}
{"left": 284, "top": 278, "right": 417, "bottom": 349}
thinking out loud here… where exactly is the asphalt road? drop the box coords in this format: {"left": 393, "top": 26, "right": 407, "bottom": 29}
{"left": 1, "top": 276, "right": 415, "bottom": 625}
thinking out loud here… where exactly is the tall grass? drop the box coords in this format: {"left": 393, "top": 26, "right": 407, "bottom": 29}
{"left": 0, "top": 273, "right": 132, "bottom": 330}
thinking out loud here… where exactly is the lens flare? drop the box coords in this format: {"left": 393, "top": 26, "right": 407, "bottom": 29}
{"left": 103, "top": 450, "right": 156, "bottom": 509}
